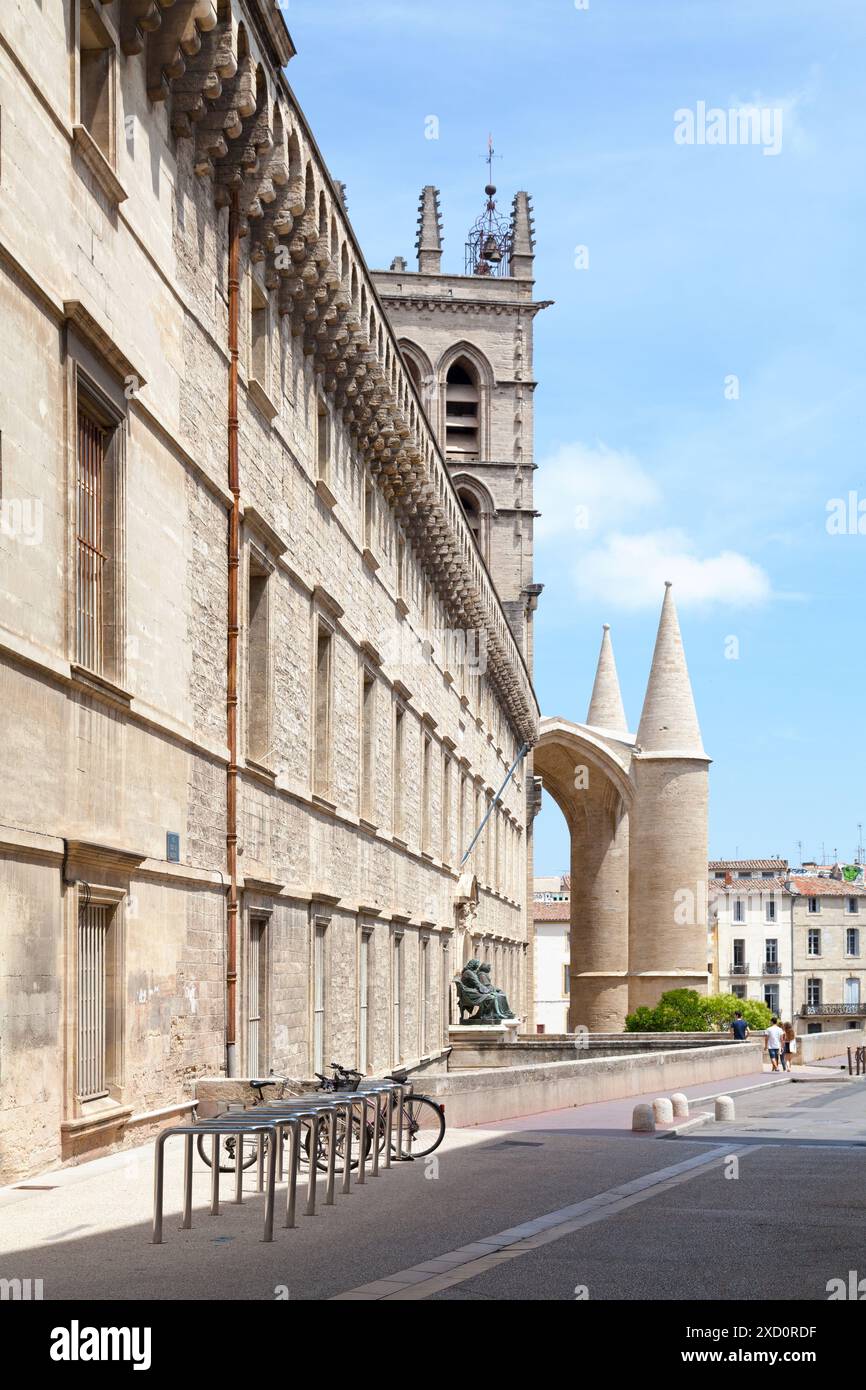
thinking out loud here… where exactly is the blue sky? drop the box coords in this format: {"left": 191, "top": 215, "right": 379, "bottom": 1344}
{"left": 286, "top": 0, "right": 866, "bottom": 872}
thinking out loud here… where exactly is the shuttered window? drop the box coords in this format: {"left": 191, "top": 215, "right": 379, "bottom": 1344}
{"left": 76, "top": 406, "right": 108, "bottom": 673}
{"left": 77, "top": 904, "right": 110, "bottom": 1100}
{"left": 248, "top": 917, "right": 267, "bottom": 1076}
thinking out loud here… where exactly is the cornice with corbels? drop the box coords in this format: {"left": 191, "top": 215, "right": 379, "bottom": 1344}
{"left": 111, "top": 0, "right": 538, "bottom": 745}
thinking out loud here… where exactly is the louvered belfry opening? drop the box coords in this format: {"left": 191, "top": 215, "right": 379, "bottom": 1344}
{"left": 76, "top": 404, "right": 108, "bottom": 673}
{"left": 445, "top": 359, "right": 480, "bottom": 458}
{"left": 77, "top": 903, "right": 110, "bottom": 1101}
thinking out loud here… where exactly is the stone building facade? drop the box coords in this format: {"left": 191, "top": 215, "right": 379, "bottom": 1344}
{"left": 790, "top": 874, "right": 866, "bottom": 1033}
{"left": 709, "top": 863, "right": 866, "bottom": 1034}
{"left": 0, "top": 0, "right": 539, "bottom": 1180}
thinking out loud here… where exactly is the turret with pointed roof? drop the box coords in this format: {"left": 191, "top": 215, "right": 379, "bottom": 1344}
{"left": 586, "top": 624, "right": 628, "bottom": 734}
{"left": 626, "top": 582, "right": 711, "bottom": 1011}
{"left": 636, "top": 582, "right": 705, "bottom": 756}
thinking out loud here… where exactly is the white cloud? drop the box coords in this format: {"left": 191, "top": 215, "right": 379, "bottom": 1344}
{"left": 726, "top": 83, "right": 817, "bottom": 156}
{"left": 535, "top": 441, "right": 662, "bottom": 540}
{"left": 573, "top": 529, "right": 772, "bottom": 610}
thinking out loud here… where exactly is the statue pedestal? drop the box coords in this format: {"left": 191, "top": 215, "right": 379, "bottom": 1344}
{"left": 447, "top": 1021, "right": 522, "bottom": 1069}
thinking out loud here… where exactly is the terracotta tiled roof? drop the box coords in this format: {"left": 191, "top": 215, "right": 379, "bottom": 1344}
{"left": 709, "top": 878, "right": 791, "bottom": 896}
{"left": 789, "top": 877, "right": 866, "bottom": 897}
{"left": 709, "top": 859, "right": 788, "bottom": 872}
{"left": 534, "top": 901, "right": 570, "bottom": 922}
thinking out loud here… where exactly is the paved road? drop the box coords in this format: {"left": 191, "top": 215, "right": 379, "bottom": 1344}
{"left": 2, "top": 1073, "right": 864, "bottom": 1301}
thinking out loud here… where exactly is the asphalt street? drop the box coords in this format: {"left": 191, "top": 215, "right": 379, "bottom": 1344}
{"left": 1, "top": 1073, "right": 864, "bottom": 1302}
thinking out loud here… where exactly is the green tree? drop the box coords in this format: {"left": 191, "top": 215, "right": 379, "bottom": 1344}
{"left": 624, "top": 989, "right": 772, "bottom": 1033}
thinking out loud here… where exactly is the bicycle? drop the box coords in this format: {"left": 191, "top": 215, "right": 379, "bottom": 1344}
{"left": 198, "top": 1062, "right": 446, "bottom": 1173}
{"left": 305, "top": 1061, "right": 446, "bottom": 1171}
{"left": 196, "top": 1074, "right": 294, "bottom": 1173}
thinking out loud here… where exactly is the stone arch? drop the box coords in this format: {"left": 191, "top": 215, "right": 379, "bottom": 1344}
{"left": 436, "top": 341, "right": 493, "bottom": 461}
{"left": 398, "top": 337, "right": 433, "bottom": 389}
{"left": 534, "top": 718, "right": 634, "bottom": 1031}
{"left": 451, "top": 472, "right": 494, "bottom": 564}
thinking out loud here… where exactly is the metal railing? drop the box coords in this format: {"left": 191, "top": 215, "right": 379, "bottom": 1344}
{"left": 801, "top": 1002, "right": 863, "bottom": 1016}
{"left": 729, "top": 962, "right": 749, "bottom": 975}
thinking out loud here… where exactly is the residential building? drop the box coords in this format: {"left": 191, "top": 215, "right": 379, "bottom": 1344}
{"left": 533, "top": 875, "right": 570, "bottom": 1032}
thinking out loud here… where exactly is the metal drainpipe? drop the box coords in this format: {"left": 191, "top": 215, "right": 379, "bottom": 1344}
{"left": 225, "top": 190, "right": 240, "bottom": 1078}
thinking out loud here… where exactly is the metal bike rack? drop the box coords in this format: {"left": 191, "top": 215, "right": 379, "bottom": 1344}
{"left": 153, "top": 1120, "right": 278, "bottom": 1244}
{"left": 152, "top": 1077, "right": 417, "bottom": 1247}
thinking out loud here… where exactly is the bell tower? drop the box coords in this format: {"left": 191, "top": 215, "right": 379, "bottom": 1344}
{"left": 371, "top": 149, "right": 551, "bottom": 668}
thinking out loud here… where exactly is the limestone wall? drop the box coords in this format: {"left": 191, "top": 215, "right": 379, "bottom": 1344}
{"left": 0, "top": 0, "right": 535, "bottom": 1181}
{"left": 422, "top": 1042, "right": 764, "bottom": 1127}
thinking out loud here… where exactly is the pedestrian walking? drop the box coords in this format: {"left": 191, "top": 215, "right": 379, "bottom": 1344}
{"left": 766, "top": 1016, "right": 784, "bottom": 1072}
{"left": 730, "top": 1010, "right": 750, "bottom": 1041}
{"left": 780, "top": 1021, "right": 796, "bottom": 1071}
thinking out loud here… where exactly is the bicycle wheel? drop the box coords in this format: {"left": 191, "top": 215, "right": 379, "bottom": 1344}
{"left": 196, "top": 1131, "right": 262, "bottom": 1173}
{"left": 304, "top": 1113, "right": 370, "bottom": 1172}
{"left": 400, "top": 1095, "right": 445, "bottom": 1157}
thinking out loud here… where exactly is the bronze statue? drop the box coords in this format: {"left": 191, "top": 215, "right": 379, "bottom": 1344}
{"left": 478, "top": 962, "right": 515, "bottom": 1020}
{"left": 454, "top": 958, "right": 516, "bottom": 1025}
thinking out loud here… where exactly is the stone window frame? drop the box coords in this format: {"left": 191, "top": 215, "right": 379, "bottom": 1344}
{"left": 440, "top": 933, "right": 453, "bottom": 1044}
{"left": 418, "top": 929, "right": 432, "bottom": 1056}
{"left": 391, "top": 697, "right": 408, "bottom": 842}
{"left": 310, "top": 909, "right": 331, "bottom": 1073}
{"left": 245, "top": 904, "right": 273, "bottom": 1077}
{"left": 391, "top": 925, "right": 405, "bottom": 1066}
{"left": 72, "top": 0, "right": 127, "bottom": 205}
{"left": 451, "top": 473, "right": 495, "bottom": 568}
{"left": 807, "top": 927, "right": 822, "bottom": 958}
{"left": 63, "top": 878, "right": 129, "bottom": 1126}
{"left": 311, "top": 612, "right": 335, "bottom": 802}
{"left": 358, "top": 661, "right": 378, "bottom": 827}
{"left": 846, "top": 926, "right": 861, "bottom": 959}
{"left": 244, "top": 539, "right": 275, "bottom": 769}
{"left": 65, "top": 340, "right": 129, "bottom": 695}
{"left": 361, "top": 468, "right": 379, "bottom": 571}
{"left": 420, "top": 723, "right": 434, "bottom": 856}
{"left": 763, "top": 982, "right": 780, "bottom": 1014}
{"left": 247, "top": 268, "right": 279, "bottom": 422}
{"left": 314, "top": 394, "right": 336, "bottom": 509}
{"left": 356, "top": 920, "right": 375, "bottom": 1074}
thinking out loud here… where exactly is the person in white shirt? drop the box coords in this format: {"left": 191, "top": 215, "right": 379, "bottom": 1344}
{"left": 766, "top": 1017, "right": 784, "bottom": 1072}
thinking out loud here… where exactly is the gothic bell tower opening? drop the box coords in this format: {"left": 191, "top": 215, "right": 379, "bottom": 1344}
{"left": 370, "top": 156, "right": 552, "bottom": 664}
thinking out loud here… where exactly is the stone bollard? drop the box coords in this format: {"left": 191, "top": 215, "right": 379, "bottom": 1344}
{"left": 715, "top": 1095, "right": 735, "bottom": 1122}
{"left": 632, "top": 1103, "right": 656, "bottom": 1133}
{"left": 652, "top": 1096, "right": 674, "bottom": 1125}
{"left": 671, "top": 1092, "right": 689, "bottom": 1119}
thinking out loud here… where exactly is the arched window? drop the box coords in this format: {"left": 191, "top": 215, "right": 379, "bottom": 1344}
{"left": 455, "top": 479, "right": 493, "bottom": 564}
{"left": 404, "top": 355, "right": 422, "bottom": 392}
{"left": 445, "top": 358, "right": 480, "bottom": 459}
{"left": 458, "top": 487, "right": 481, "bottom": 543}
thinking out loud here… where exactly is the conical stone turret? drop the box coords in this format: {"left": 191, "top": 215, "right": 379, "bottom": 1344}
{"left": 628, "top": 582, "right": 710, "bottom": 1012}
{"left": 586, "top": 624, "right": 628, "bottom": 734}
{"left": 636, "top": 582, "right": 704, "bottom": 756}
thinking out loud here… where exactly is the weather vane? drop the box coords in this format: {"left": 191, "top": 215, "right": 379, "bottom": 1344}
{"left": 465, "top": 135, "right": 511, "bottom": 277}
